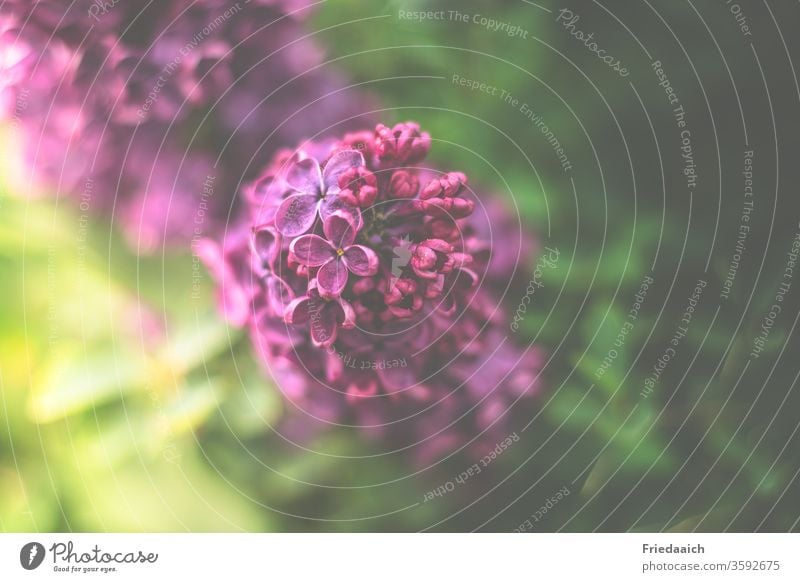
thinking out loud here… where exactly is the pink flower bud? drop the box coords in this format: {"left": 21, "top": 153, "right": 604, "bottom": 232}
{"left": 383, "top": 277, "right": 418, "bottom": 305}
{"left": 341, "top": 130, "right": 376, "bottom": 159}
{"left": 375, "top": 122, "right": 431, "bottom": 165}
{"left": 338, "top": 166, "right": 378, "bottom": 208}
{"left": 428, "top": 217, "right": 459, "bottom": 240}
{"left": 352, "top": 276, "right": 376, "bottom": 295}
{"left": 450, "top": 198, "right": 475, "bottom": 218}
{"left": 389, "top": 170, "right": 419, "bottom": 198}
{"left": 420, "top": 172, "right": 467, "bottom": 200}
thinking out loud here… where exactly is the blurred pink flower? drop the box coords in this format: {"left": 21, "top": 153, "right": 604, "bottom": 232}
{"left": 0, "top": 0, "right": 374, "bottom": 253}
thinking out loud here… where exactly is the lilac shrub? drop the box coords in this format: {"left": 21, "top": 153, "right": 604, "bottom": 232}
{"left": 200, "top": 122, "right": 544, "bottom": 463}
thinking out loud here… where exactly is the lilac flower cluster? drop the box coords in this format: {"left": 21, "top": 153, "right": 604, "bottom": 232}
{"left": 0, "top": 0, "right": 372, "bottom": 252}
{"left": 200, "top": 122, "right": 544, "bottom": 463}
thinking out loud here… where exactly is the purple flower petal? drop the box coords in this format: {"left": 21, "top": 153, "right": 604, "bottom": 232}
{"left": 323, "top": 211, "right": 357, "bottom": 249}
{"left": 219, "top": 282, "right": 252, "bottom": 329}
{"left": 332, "top": 297, "right": 356, "bottom": 329}
{"left": 195, "top": 238, "right": 226, "bottom": 282}
{"left": 316, "top": 257, "right": 348, "bottom": 298}
{"left": 285, "top": 157, "right": 322, "bottom": 196}
{"left": 321, "top": 149, "right": 364, "bottom": 193}
{"left": 251, "top": 225, "right": 281, "bottom": 268}
{"left": 264, "top": 274, "right": 294, "bottom": 317}
{"left": 342, "top": 244, "right": 379, "bottom": 277}
{"left": 244, "top": 174, "right": 288, "bottom": 207}
{"left": 310, "top": 301, "right": 338, "bottom": 347}
{"left": 453, "top": 267, "right": 479, "bottom": 289}
{"left": 435, "top": 293, "right": 457, "bottom": 317}
{"left": 284, "top": 295, "right": 312, "bottom": 325}
{"left": 319, "top": 193, "right": 362, "bottom": 230}
{"left": 196, "top": 238, "right": 252, "bottom": 327}
{"left": 250, "top": 202, "right": 279, "bottom": 228}
{"left": 290, "top": 233, "right": 335, "bottom": 266}
{"left": 308, "top": 298, "right": 356, "bottom": 347}
{"left": 275, "top": 193, "right": 319, "bottom": 236}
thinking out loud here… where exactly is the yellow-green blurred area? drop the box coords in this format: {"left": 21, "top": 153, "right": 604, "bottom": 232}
{"left": 0, "top": 170, "right": 268, "bottom": 530}
{"left": 2, "top": 0, "right": 800, "bottom": 531}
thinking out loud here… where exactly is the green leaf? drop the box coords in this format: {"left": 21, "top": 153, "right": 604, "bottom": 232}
{"left": 29, "top": 348, "right": 151, "bottom": 422}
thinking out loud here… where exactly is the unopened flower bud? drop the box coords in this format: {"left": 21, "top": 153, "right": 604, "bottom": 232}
{"left": 375, "top": 122, "right": 431, "bottom": 165}
{"left": 389, "top": 170, "right": 419, "bottom": 199}
{"left": 420, "top": 172, "right": 467, "bottom": 200}
{"left": 341, "top": 130, "right": 376, "bottom": 159}
{"left": 338, "top": 166, "right": 378, "bottom": 208}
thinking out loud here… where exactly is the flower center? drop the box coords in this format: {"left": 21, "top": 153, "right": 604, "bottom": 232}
{"left": 336, "top": 248, "right": 345, "bottom": 257}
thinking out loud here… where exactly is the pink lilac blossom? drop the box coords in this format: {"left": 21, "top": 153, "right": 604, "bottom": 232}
{"left": 0, "top": 0, "right": 373, "bottom": 252}
{"left": 200, "top": 122, "right": 544, "bottom": 463}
